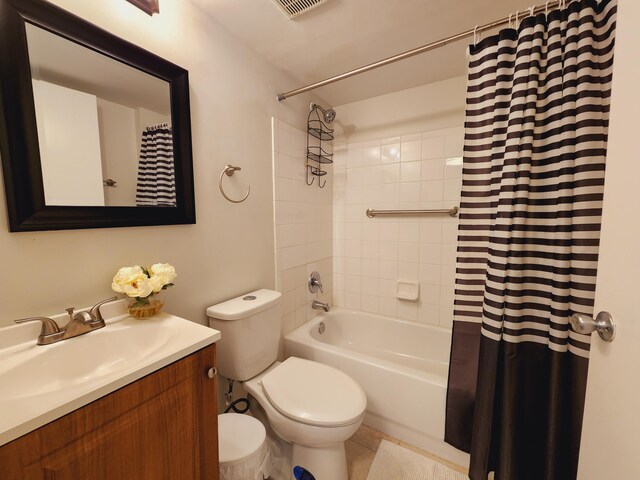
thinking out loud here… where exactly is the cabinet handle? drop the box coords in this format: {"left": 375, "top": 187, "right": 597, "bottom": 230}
{"left": 207, "top": 367, "right": 217, "bottom": 379}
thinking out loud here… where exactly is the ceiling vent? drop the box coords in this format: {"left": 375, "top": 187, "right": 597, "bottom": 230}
{"left": 271, "top": 0, "right": 329, "bottom": 19}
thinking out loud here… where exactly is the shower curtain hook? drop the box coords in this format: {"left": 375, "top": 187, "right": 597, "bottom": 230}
{"left": 473, "top": 25, "right": 479, "bottom": 46}
{"left": 545, "top": 1, "right": 550, "bottom": 15}
{"left": 529, "top": 6, "right": 536, "bottom": 17}
{"left": 508, "top": 13, "right": 513, "bottom": 29}
{"left": 515, "top": 10, "right": 520, "bottom": 28}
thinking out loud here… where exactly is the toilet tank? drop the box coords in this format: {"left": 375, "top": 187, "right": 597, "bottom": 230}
{"left": 206, "top": 289, "right": 282, "bottom": 381}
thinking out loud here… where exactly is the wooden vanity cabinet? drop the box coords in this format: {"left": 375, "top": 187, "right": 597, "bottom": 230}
{"left": 0, "top": 344, "right": 219, "bottom": 480}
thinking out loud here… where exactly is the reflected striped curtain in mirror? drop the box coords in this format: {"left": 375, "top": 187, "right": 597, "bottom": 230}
{"left": 136, "top": 124, "right": 176, "bottom": 207}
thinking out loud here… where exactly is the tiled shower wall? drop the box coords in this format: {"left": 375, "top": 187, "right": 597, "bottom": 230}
{"left": 332, "top": 126, "right": 463, "bottom": 329}
{"left": 272, "top": 118, "right": 333, "bottom": 349}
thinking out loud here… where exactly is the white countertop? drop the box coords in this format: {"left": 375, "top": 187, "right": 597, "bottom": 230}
{"left": 0, "top": 300, "right": 220, "bottom": 447}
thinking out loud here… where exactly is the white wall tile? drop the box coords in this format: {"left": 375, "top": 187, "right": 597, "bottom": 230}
{"left": 332, "top": 124, "right": 462, "bottom": 331}
{"left": 398, "top": 261, "right": 419, "bottom": 280}
{"left": 443, "top": 178, "right": 463, "bottom": 202}
{"left": 401, "top": 140, "right": 421, "bottom": 162}
{"left": 420, "top": 180, "right": 444, "bottom": 202}
{"left": 398, "top": 242, "right": 419, "bottom": 263}
{"left": 380, "top": 163, "right": 400, "bottom": 183}
{"left": 399, "top": 182, "right": 421, "bottom": 203}
{"left": 381, "top": 143, "right": 401, "bottom": 164}
{"left": 421, "top": 136, "right": 445, "bottom": 159}
{"left": 400, "top": 161, "right": 422, "bottom": 182}
{"left": 444, "top": 132, "right": 464, "bottom": 157}
{"left": 422, "top": 159, "right": 445, "bottom": 181}
{"left": 420, "top": 263, "right": 441, "bottom": 284}
{"left": 380, "top": 222, "right": 399, "bottom": 242}
{"left": 440, "top": 244, "right": 458, "bottom": 266}
{"left": 398, "top": 223, "right": 420, "bottom": 242}
{"left": 347, "top": 147, "right": 363, "bottom": 168}
{"left": 441, "top": 222, "right": 459, "bottom": 244}
{"left": 361, "top": 240, "right": 380, "bottom": 259}
{"left": 274, "top": 119, "right": 333, "bottom": 329}
{"left": 379, "top": 297, "right": 397, "bottom": 317}
{"left": 380, "top": 241, "right": 399, "bottom": 261}
{"left": 418, "top": 303, "right": 440, "bottom": 325}
{"left": 362, "top": 223, "right": 380, "bottom": 241}
{"left": 362, "top": 259, "right": 380, "bottom": 277}
{"left": 344, "top": 291, "right": 362, "bottom": 310}
{"left": 379, "top": 260, "right": 398, "bottom": 279}
{"left": 362, "top": 277, "right": 379, "bottom": 296}
{"left": 397, "top": 301, "right": 418, "bottom": 321}
{"left": 378, "top": 278, "right": 396, "bottom": 297}
{"left": 361, "top": 294, "right": 380, "bottom": 314}
{"left": 363, "top": 146, "right": 381, "bottom": 166}
{"left": 420, "top": 243, "right": 442, "bottom": 265}
{"left": 440, "top": 264, "right": 455, "bottom": 286}
{"left": 420, "top": 223, "right": 443, "bottom": 244}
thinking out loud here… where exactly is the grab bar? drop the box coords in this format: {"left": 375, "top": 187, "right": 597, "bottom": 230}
{"left": 366, "top": 207, "right": 459, "bottom": 218}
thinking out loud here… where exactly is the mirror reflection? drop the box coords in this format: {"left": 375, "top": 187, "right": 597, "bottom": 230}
{"left": 26, "top": 23, "right": 176, "bottom": 207}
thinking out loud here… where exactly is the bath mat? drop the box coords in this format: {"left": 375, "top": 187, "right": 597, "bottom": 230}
{"left": 366, "top": 440, "right": 468, "bottom": 480}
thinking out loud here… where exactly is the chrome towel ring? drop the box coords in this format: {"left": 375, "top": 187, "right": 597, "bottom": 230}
{"left": 219, "top": 165, "right": 250, "bottom": 203}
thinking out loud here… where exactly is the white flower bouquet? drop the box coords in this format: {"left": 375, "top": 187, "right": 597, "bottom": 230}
{"left": 112, "top": 263, "right": 177, "bottom": 310}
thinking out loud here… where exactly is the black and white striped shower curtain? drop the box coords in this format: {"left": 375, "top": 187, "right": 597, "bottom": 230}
{"left": 444, "top": 1, "right": 616, "bottom": 479}
{"left": 136, "top": 124, "right": 177, "bottom": 206}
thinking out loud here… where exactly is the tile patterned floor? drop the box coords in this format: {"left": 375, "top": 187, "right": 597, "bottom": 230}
{"left": 346, "top": 425, "right": 469, "bottom": 480}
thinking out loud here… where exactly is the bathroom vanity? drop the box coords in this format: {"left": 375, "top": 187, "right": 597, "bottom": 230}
{"left": 0, "top": 301, "right": 221, "bottom": 479}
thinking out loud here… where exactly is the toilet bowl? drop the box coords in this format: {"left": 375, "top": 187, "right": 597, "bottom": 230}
{"left": 207, "top": 289, "right": 367, "bottom": 480}
{"left": 244, "top": 358, "right": 366, "bottom": 480}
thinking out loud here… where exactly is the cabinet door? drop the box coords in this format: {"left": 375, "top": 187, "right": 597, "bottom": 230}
{"left": 0, "top": 344, "right": 219, "bottom": 480}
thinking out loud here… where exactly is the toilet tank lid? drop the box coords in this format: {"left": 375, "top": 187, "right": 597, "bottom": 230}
{"left": 206, "top": 289, "right": 282, "bottom": 321}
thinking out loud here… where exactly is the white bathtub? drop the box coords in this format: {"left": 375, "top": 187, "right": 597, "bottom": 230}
{"left": 284, "top": 308, "right": 470, "bottom": 468}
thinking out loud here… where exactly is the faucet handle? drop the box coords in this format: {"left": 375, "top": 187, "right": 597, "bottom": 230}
{"left": 308, "top": 271, "right": 324, "bottom": 294}
{"left": 14, "top": 317, "right": 63, "bottom": 345}
{"left": 89, "top": 296, "right": 118, "bottom": 323}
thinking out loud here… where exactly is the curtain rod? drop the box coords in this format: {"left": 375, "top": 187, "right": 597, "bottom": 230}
{"left": 277, "top": 0, "right": 565, "bottom": 101}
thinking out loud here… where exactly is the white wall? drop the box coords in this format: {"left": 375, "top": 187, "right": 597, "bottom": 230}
{"left": 0, "top": 0, "right": 323, "bottom": 326}
{"left": 97, "top": 98, "right": 138, "bottom": 206}
{"left": 332, "top": 76, "right": 467, "bottom": 143}
{"left": 272, "top": 118, "right": 332, "bottom": 356}
{"left": 332, "top": 76, "right": 466, "bottom": 329}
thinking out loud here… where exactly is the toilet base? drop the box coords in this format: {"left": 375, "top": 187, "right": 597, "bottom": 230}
{"left": 292, "top": 442, "right": 347, "bottom": 480}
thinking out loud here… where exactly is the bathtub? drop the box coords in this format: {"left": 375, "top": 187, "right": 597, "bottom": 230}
{"left": 284, "top": 308, "right": 470, "bottom": 468}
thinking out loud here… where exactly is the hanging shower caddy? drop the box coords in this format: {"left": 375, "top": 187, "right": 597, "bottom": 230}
{"left": 306, "top": 104, "right": 333, "bottom": 188}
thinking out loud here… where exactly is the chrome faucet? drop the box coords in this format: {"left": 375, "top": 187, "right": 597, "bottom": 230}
{"left": 312, "top": 300, "right": 330, "bottom": 312}
{"left": 14, "top": 296, "right": 117, "bottom": 346}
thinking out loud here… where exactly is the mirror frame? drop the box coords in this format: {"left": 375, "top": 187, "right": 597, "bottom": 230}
{"left": 0, "top": 0, "right": 196, "bottom": 232}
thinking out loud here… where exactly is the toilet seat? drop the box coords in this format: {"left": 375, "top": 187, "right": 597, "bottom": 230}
{"left": 260, "top": 357, "right": 367, "bottom": 428}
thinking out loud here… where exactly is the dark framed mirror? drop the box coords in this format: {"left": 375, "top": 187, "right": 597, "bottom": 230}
{"left": 0, "top": 0, "right": 195, "bottom": 232}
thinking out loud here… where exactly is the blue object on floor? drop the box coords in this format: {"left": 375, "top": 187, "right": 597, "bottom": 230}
{"left": 293, "top": 465, "right": 316, "bottom": 480}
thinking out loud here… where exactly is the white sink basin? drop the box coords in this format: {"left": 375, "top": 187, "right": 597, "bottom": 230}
{"left": 0, "top": 300, "right": 220, "bottom": 446}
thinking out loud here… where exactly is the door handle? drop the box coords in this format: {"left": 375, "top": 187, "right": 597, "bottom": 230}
{"left": 569, "top": 311, "right": 615, "bottom": 342}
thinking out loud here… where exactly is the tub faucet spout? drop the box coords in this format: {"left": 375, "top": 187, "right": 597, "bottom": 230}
{"left": 312, "top": 300, "right": 330, "bottom": 312}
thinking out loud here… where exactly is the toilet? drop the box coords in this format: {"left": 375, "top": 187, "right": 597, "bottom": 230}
{"left": 207, "top": 289, "right": 366, "bottom": 480}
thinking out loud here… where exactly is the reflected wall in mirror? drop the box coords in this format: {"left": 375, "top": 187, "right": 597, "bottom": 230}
{"left": 26, "top": 23, "right": 174, "bottom": 208}
{"left": 0, "top": 0, "right": 195, "bottom": 231}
